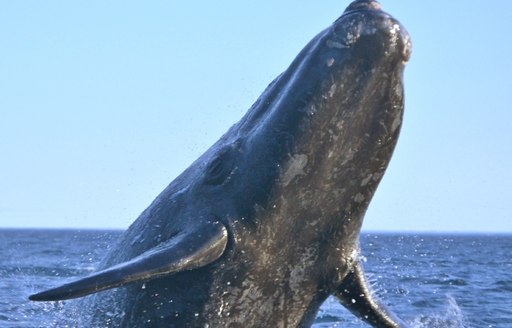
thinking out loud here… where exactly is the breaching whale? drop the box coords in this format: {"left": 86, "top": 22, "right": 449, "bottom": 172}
{"left": 30, "top": 0, "right": 412, "bottom": 327}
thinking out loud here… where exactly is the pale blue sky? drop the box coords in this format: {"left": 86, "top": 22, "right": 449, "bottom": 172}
{"left": 1, "top": 1, "right": 511, "bottom": 232}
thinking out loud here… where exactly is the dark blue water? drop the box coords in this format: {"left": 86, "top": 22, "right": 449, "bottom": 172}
{"left": 1, "top": 229, "right": 511, "bottom": 327}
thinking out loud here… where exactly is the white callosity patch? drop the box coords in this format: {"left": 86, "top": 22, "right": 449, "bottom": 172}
{"left": 328, "top": 84, "right": 337, "bottom": 98}
{"left": 360, "top": 173, "right": 373, "bottom": 187}
{"left": 326, "top": 40, "right": 348, "bottom": 49}
{"left": 331, "top": 17, "right": 362, "bottom": 49}
{"left": 340, "top": 147, "right": 356, "bottom": 166}
{"left": 345, "top": 30, "right": 359, "bottom": 45}
{"left": 322, "top": 84, "right": 337, "bottom": 100}
{"left": 354, "top": 193, "right": 365, "bottom": 203}
{"left": 281, "top": 154, "right": 308, "bottom": 186}
{"left": 388, "top": 23, "right": 401, "bottom": 51}
{"left": 391, "top": 114, "right": 402, "bottom": 133}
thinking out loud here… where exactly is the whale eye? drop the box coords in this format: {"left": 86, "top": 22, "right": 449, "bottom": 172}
{"left": 204, "top": 148, "right": 236, "bottom": 186}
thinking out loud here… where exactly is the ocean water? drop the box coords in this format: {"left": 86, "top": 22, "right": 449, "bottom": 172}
{"left": 1, "top": 229, "right": 511, "bottom": 328}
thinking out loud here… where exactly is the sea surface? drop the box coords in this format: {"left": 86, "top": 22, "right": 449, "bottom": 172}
{"left": 1, "top": 229, "right": 511, "bottom": 327}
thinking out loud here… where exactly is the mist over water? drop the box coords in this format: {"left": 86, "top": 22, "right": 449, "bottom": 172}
{"left": 1, "top": 229, "right": 511, "bottom": 327}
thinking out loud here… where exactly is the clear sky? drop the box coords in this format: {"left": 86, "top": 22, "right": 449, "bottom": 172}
{"left": 1, "top": 1, "right": 511, "bottom": 232}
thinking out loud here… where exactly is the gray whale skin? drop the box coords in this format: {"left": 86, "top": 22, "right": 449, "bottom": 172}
{"left": 30, "top": 1, "right": 413, "bottom": 327}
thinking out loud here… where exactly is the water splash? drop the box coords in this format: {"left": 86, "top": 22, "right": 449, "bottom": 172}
{"left": 409, "top": 295, "right": 467, "bottom": 328}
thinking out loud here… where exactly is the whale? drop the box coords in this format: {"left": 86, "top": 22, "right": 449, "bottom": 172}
{"left": 30, "top": 1, "right": 412, "bottom": 327}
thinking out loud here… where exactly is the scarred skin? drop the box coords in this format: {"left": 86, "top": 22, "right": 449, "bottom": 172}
{"left": 30, "top": 1, "right": 412, "bottom": 327}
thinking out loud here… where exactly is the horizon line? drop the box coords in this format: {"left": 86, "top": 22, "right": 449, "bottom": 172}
{"left": 1, "top": 226, "right": 511, "bottom": 236}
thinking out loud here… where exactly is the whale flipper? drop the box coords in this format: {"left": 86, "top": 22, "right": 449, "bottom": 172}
{"left": 29, "top": 221, "right": 228, "bottom": 301}
{"left": 334, "top": 260, "right": 408, "bottom": 328}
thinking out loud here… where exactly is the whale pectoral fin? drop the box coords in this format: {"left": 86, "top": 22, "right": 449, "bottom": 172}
{"left": 29, "top": 221, "right": 228, "bottom": 302}
{"left": 334, "top": 261, "right": 408, "bottom": 328}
